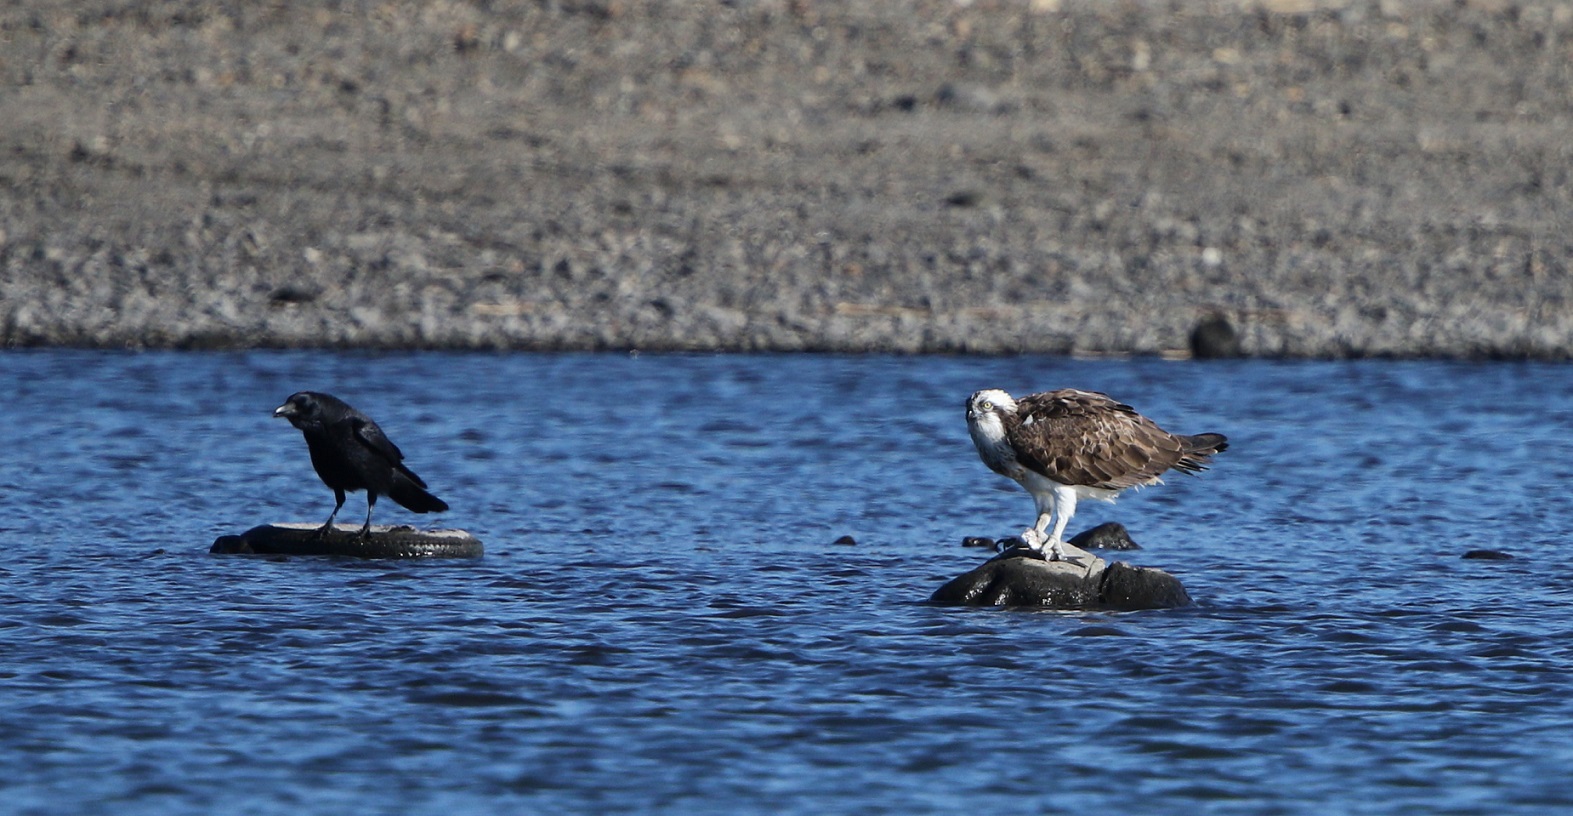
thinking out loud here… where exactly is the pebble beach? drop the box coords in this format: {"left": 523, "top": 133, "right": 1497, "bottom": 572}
{"left": 2, "top": 0, "right": 1570, "bottom": 357}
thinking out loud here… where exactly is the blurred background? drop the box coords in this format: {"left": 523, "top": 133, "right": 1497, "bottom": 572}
{"left": 1, "top": 0, "right": 1569, "bottom": 357}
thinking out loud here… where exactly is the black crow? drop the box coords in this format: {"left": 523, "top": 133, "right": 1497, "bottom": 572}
{"left": 273, "top": 391, "right": 449, "bottom": 537}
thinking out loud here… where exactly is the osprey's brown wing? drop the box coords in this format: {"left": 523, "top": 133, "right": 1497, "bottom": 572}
{"left": 1005, "top": 389, "right": 1225, "bottom": 489}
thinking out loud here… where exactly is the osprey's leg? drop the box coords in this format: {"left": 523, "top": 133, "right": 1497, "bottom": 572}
{"left": 1022, "top": 489, "right": 1068, "bottom": 562}
{"left": 1020, "top": 500, "right": 1050, "bottom": 554}
{"left": 1047, "top": 485, "right": 1079, "bottom": 551}
{"left": 1023, "top": 485, "right": 1079, "bottom": 563}
{"left": 316, "top": 489, "right": 347, "bottom": 538}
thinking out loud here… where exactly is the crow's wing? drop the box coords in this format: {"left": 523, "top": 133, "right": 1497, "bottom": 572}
{"left": 351, "top": 417, "right": 430, "bottom": 489}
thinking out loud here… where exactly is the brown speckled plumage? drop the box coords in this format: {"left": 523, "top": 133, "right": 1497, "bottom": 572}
{"left": 1002, "top": 389, "right": 1227, "bottom": 490}
{"left": 966, "top": 387, "right": 1228, "bottom": 560}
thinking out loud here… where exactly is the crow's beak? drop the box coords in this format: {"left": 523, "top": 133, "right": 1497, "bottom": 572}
{"left": 273, "top": 404, "right": 293, "bottom": 418}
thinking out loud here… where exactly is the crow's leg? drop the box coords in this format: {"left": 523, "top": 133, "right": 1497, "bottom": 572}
{"left": 359, "top": 494, "right": 377, "bottom": 539}
{"left": 315, "top": 489, "right": 347, "bottom": 538}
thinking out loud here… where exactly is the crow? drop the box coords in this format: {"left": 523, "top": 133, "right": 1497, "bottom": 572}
{"left": 272, "top": 391, "right": 449, "bottom": 537}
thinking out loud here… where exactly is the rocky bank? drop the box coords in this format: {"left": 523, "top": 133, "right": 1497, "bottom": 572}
{"left": 2, "top": 1, "right": 1570, "bottom": 356}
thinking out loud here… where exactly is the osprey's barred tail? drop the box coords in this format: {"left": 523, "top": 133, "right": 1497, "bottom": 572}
{"left": 1176, "top": 433, "right": 1229, "bottom": 473}
{"left": 1186, "top": 433, "right": 1228, "bottom": 455}
{"left": 389, "top": 470, "right": 449, "bottom": 514}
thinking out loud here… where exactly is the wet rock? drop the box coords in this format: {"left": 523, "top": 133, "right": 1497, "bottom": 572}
{"left": 1462, "top": 549, "right": 1514, "bottom": 560}
{"left": 960, "top": 536, "right": 996, "bottom": 548}
{"left": 1068, "top": 521, "right": 1141, "bottom": 550}
{"left": 931, "top": 545, "right": 1104, "bottom": 608}
{"left": 1098, "top": 562, "right": 1192, "bottom": 610}
{"left": 930, "top": 544, "right": 1189, "bottom": 611}
{"left": 833, "top": 534, "right": 857, "bottom": 546}
{"left": 211, "top": 523, "right": 483, "bottom": 558}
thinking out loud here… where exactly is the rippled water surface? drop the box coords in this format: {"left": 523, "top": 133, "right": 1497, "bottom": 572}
{"left": 5, "top": 351, "right": 1573, "bottom": 814}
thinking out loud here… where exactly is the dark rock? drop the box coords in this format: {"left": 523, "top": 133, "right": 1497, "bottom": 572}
{"left": 960, "top": 536, "right": 995, "bottom": 548}
{"left": 930, "top": 547, "right": 1101, "bottom": 608}
{"left": 1098, "top": 561, "right": 1191, "bottom": 610}
{"left": 1462, "top": 549, "right": 1514, "bottom": 560}
{"left": 211, "top": 523, "right": 483, "bottom": 558}
{"left": 833, "top": 534, "right": 857, "bottom": 546}
{"left": 1190, "top": 315, "right": 1242, "bottom": 359}
{"left": 1068, "top": 521, "right": 1141, "bottom": 550}
{"left": 930, "top": 544, "right": 1189, "bottom": 610}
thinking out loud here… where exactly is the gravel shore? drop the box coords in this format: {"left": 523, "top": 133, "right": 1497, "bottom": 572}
{"left": 2, "top": 0, "right": 1570, "bottom": 356}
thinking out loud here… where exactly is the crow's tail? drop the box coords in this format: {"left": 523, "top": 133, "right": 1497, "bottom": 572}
{"left": 389, "top": 470, "right": 449, "bottom": 513}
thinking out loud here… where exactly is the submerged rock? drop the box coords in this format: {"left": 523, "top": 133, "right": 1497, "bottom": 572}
{"left": 1068, "top": 521, "right": 1142, "bottom": 550}
{"left": 211, "top": 523, "right": 483, "bottom": 558}
{"left": 929, "top": 543, "right": 1189, "bottom": 610}
{"left": 1098, "top": 561, "right": 1192, "bottom": 609}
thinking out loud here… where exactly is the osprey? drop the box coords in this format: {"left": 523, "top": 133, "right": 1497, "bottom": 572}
{"left": 965, "top": 388, "right": 1228, "bottom": 562}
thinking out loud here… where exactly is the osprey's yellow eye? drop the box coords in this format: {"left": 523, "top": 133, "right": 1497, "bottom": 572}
{"left": 980, "top": 400, "right": 993, "bottom": 411}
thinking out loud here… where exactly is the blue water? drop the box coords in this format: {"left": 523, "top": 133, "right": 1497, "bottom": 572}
{"left": 5, "top": 351, "right": 1573, "bottom": 814}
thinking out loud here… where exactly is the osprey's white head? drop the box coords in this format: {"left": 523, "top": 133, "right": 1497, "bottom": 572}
{"left": 966, "top": 389, "right": 1017, "bottom": 428}
{"left": 966, "top": 389, "right": 1022, "bottom": 479}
